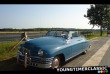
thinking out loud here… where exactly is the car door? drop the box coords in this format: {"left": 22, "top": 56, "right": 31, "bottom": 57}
{"left": 70, "top": 32, "right": 83, "bottom": 57}
{"left": 82, "top": 40, "right": 89, "bottom": 51}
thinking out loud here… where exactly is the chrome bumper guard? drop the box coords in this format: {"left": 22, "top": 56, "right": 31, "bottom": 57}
{"left": 17, "top": 53, "right": 53, "bottom": 68}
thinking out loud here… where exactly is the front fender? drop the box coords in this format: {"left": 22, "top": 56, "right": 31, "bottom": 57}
{"left": 44, "top": 44, "right": 70, "bottom": 60}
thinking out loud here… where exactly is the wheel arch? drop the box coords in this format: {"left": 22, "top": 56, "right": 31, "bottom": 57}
{"left": 55, "top": 53, "right": 65, "bottom": 65}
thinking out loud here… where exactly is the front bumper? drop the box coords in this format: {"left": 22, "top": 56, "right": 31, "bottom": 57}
{"left": 17, "top": 54, "right": 53, "bottom": 68}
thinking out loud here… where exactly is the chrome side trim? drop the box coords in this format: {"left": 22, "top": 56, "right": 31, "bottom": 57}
{"left": 65, "top": 47, "right": 89, "bottom": 61}
{"left": 65, "top": 50, "right": 84, "bottom": 61}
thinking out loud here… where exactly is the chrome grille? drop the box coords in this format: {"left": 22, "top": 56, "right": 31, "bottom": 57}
{"left": 19, "top": 56, "right": 52, "bottom": 64}
{"left": 30, "top": 57, "right": 52, "bottom": 64}
{"left": 18, "top": 47, "right": 53, "bottom": 64}
{"left": 31, "top": 57, "right": 41, "bottom": 63}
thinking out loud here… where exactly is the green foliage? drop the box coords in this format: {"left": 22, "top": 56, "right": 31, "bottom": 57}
{"left": 0, "top": 41, "right": 24, "bottom": 61}
{"left": 85, "top": 31, "right": 107, "bottom": 40}
{"left": 0, "top": 42, "right": 15, "bottom": 55}
{"left": 84, "top": 4, "right": 110, "bottom": 36}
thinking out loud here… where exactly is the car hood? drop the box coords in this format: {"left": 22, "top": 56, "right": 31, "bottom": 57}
{"left": 23, "top": 36, "right": 66, "bottom": 50}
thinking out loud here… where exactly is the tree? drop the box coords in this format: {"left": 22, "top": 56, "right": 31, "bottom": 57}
{"left": 84, "top": 4, "right": 110, "bottom": 36}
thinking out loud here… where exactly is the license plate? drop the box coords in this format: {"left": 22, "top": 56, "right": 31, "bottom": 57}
{"left": 28, "top": 62, "right": 37, "bottom": 67}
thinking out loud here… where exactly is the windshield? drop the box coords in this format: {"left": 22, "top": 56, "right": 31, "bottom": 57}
{"left": 46, "top": 31, "right": 68, "bottom": 38}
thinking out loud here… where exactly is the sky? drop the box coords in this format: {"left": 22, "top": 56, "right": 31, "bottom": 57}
{"left": 0, "top": 4, "right": 100, "bottom": 29}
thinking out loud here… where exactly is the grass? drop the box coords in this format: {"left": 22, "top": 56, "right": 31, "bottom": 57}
{"left": 0, "top": 41, "right": 24, "bottom": 61}
{"left": 84, "top": 32, "right": 107, "bottom": 40}
{"left": 0, "top": 41, "right": 27, "bottom": 70}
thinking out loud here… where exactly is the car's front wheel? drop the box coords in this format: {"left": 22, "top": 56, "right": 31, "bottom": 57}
{"left": 51, "top": 56, "right": 61, "bottom": 69}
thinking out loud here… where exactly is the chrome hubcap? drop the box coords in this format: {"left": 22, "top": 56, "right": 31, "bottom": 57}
{"left": 52, "top": 57, "right": 60, "bottom": 68}
{"left": 84, "top": 50, "right": 87, "bottom": 53}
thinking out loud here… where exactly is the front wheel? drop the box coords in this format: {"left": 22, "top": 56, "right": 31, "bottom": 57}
{"left": 51, "top": 56, "right": 61, "bottom": 69}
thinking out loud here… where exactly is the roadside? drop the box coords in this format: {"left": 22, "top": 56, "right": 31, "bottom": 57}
{"left": 99, "top": 44, "right": 110, "bottom": 67}
{"left": 83, "top": 38, "right": 110, "bottom": 66}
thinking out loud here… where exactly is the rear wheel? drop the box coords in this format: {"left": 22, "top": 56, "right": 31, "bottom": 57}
{"left": 82, "top": 50, "right": 87, "bottom": 54}
{"left": 51, "top": 56, "right": 61, "bottom": 69}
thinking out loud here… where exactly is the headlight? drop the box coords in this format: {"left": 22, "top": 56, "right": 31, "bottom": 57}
{"left": 38, "top": 50, "right": 43, "bottom": 56}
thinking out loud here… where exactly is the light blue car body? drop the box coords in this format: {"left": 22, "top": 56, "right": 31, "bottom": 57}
{"left": 17, "top": 30, "right": 90, "bottom": 68}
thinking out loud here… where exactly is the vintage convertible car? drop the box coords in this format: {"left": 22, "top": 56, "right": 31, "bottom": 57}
{"left": 17, "top": 30, "right": 90, "bottom": 69}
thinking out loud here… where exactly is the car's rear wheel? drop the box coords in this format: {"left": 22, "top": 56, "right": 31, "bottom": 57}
{"left": 82, "top": 50, "right": 87, "bottom": 54}
{"left": 51, "top": 56, "right": 60, "bottom": 69}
